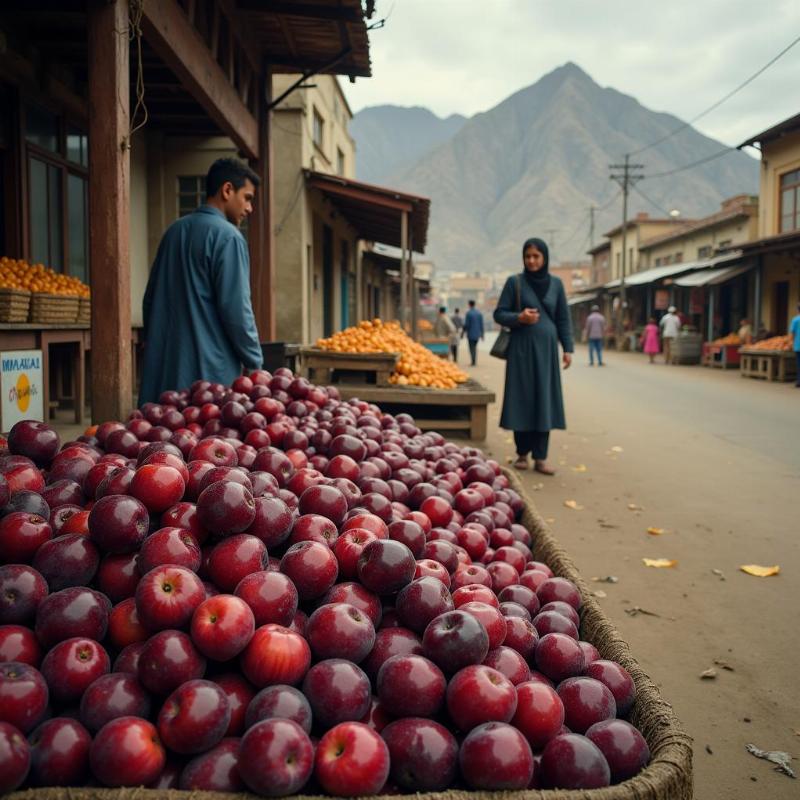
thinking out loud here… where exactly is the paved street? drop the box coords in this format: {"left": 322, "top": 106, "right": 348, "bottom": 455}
{"left": 465, "top": 336, "right": 799, "bottom": 799}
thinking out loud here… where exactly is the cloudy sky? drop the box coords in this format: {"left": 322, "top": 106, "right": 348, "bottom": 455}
{"left": 343, "top": 0, "right": 800, "bottom": 150}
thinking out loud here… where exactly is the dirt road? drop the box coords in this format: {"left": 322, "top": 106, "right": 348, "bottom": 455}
{"left": 467, "top": 338, "right": 799, "bottom": 799}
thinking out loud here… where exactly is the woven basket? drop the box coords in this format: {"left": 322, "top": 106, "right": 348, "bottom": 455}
{"left": 6, "top": 472, "right": 693, "bottom": 800}
{"left": 77, "top": 297, "right": 91, "bottom": 324}
{"left": 29, "top": 292, "right": 79, "bottom": 324}
{"left": 0, "top": 287, "right": 32, "bottom": 323}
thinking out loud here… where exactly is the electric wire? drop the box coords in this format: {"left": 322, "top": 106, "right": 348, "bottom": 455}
{"left": 629, "top": 32, "right": 800, "bottom": 156}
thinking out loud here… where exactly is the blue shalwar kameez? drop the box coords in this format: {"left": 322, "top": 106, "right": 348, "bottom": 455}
{"left": 139, "top": 206, "right": 263, "bottom": 404}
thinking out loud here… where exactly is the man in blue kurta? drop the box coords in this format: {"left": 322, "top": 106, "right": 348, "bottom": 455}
{"left": 462, "top": 300, "right": 485, "bottom": 366}
{"left": 139, "top": 159, "right": 264, "bottom": 405}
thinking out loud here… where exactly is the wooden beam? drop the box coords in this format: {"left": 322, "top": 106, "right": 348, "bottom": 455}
{"left": 140, "top": 0, "right": 259, "bottom": 159}
{"left": 237, "top": 1, "right": 362, "bottom": 22}
{"left": 88, "top": 0, "right": 132, "bottom": 423}
{"left": 247, "top": 66, "right": 276, "bottom": 341}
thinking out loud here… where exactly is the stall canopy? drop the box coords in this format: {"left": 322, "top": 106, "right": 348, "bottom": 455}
{"left": 673, "top": 262, "right": 753, "bottom": 287}
{"left": 567, "top": 292, "right": 599, "bottom": 306}
{"left": 603, "top": 250, "right": 744, "bottom": 289}
{"left": 305, "top": 171, "right": 430, "bottom": 251}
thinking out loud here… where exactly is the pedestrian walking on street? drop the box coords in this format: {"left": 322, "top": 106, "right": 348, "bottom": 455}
{"left": 434, "top": 306, "right": 458, "bottom": 361}
{"left": 583, "top": 304, "right": 606, "bottom": 366}
{"left": 790, "top": 302, "right": 800, "bottom": 387}
{"left": 641, "top": 317, "right": 660, "bottom": 364}
{"left": 450, "top": 308, "right": 464, "bottom": 362}
{"left": 494, "top": 237, "right": 573, "bottom": 475}
{"left": 139, "top": 158, "right": 263, "bottom": 405}
{"left": 659, "top": 305, "right": 681, "bottom": 364}
{"left": 463, "top": 300, "right": 485, "bottom": 366}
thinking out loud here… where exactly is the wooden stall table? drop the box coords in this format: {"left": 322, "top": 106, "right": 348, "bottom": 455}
{"left": 739, "top": 349, "right": 797, "bottom": 382}
{"left": 0, "top": 323, "right": 89, "bottom": 424}
{"left": 701, "top": 342, "right": 741, "bottom": 369}
{"left": 334, "top": 380, "right": 496, "bottom": 440}
{"left": 300, "top": 348, "right": 399, "bottom": 386}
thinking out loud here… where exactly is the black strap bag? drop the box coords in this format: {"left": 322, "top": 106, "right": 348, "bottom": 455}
{"left": 490, "top": 276, "right": 521, "bottom": 360}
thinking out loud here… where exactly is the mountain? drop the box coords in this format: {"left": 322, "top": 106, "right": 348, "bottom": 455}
{"left": 350, "top": 105, "right": 467, "bottom": 183}
{"left": 350, "top": 63, "right": 759, "bottom": 271}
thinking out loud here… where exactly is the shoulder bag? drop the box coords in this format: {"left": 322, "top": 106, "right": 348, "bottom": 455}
{"left": 490, "top": 276, "right": 521, "bottom": 360}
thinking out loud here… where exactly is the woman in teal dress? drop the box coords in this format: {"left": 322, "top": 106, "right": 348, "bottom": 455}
{"left": 493, "top": 238, "right": 573, "bottom": 474}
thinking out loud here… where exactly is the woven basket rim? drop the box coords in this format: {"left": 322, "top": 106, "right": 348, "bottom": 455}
{"left": 6, "top": 470, "right": 693, "bottom": 800}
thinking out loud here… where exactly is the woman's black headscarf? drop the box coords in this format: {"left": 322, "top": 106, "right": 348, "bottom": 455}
{"left": 522, "top": 237, "right": 551, "bottom": 304}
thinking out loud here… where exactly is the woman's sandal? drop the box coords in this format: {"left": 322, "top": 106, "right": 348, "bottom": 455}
{"left": 534, "top": 460, "right": 556, "bottom": 476}
{"left": 513, "top": 456, "right": 529, "bottom": 470}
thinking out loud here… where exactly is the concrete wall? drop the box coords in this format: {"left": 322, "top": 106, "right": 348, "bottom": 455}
{"left": 639, "top": 213, "right": 758, "bottom": 268}
{"left": 759, "top": 130, "right": 800, "bottom": 237}
{"left": 607, "top": 220, "right": 685, "bottom": 278}
{"left": 272, "top": 74, "right": 360, "bottom": 344}
{"left": 760, "top": 254, "right": 799, "bottom": 333}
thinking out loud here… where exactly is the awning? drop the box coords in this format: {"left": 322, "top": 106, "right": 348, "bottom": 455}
{"left": 603, "top": 250, "right": 744, "bottom": 289}
{"left": 305, "top": 171, "right": 430, "bottom": 252}
{"left": 567, "top": 293, "right": 599, "bottom": 306}
{"left": 673, "top": 263, "right": 753, "bottom": 287}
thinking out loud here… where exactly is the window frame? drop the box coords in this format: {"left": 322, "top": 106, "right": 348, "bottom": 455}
{"left": 312, "top": 107, "right": 325, "bottom": 152}
{"left": 779, "top": 168, "right": 800, "bottom": 233}
{"left": 177, "top": 175, "right": 206, "bottom": 218}
{"left": 23, "top": 101, "right": 89, "bottom": 279}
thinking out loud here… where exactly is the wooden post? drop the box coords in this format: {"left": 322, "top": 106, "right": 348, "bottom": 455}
{"left": 248, "top": 65, "right": 276, "bottom": 343}
{"left": 355, "top": 246, "right": 363, "bottom": 322}
{"left": 88, "top": 0, "right": 132, "bottom": 423}
{"left": 400, "top": 210, "right": 408, "bottom": 331}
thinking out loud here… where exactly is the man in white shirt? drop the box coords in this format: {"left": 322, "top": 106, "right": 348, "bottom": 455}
{"left": 659, "top": 306, "right": 682, "bottom": 364}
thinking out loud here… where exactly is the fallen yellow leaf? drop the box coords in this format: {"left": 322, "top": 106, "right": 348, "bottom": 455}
{"left": 627, "top": 503, "right": 643, "bottom": 511}
{"left": 643, "top": 558, "right": 678, "bottom": 568}
{"left": 611, "top": 446, "right": 624, "bottom": 453}
{"left": 563, "top": 500, "right": 583, "bottom": 511}
{"left": 572, "top": 464, "right": 588, "bottom": 472}
{"left": 739, "top": 564, "right": 780, "bottom": 577}
{"left": 545, "top": 517, "right": 556, "bottom": 524}
{"left": 647, "top": 527, "right": 665, "bottom": 535}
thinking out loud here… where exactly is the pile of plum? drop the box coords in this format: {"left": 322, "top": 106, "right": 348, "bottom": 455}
{"left": 0, "top": 368, "right": 650, "bottom": 795}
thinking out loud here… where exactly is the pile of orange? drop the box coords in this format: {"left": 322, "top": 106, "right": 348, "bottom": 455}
{"left": 711, "top": 333, "right": 741, "bottom": 345}
{"left": 0, "top": 256, "right": 90, "bottom": 297}
{"left": 316, "top": 319, "right": 468, "bottom": 389}
{"left": 745, "top": 335, "right": 791, "bottom": 352}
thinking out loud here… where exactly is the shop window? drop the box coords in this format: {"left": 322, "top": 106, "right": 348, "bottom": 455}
{"left": 29, "top": 158, "right": 63, "bottom": 269}
{"left": 66, "top": 126, "right": 88, "bottom": 167}
{"left": 674, "top": 252, "right": 683, "bottom": 263}
{"left": 178, "top": 176, "right": 206, "bottom": 217}
{"left": 25, "top": 104, "right": 59, "bottom": 152}
{"left": 655, "top": 257, "right": 662, "bottom": 266}
{"left": 779, "top": 168, "right": 800, "bottom": 233}
{"left": 336, "top": 147, "right": 345, "bottom": 176}
{"left": 697, "top": 245, "right": 712, "bottom": 259}
{"left": 68, "top": 175, "right": 88, "bottom": 284}
{"left": 313, "top": 108, "right": 324, "bottom": 150}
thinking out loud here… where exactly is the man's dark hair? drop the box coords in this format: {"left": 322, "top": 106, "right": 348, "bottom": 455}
{"left": 454, "top": 308, "right": 460, "bottom": 313}
{"left": 439, "top": 306, "right": 446, "bottom": 313}
{"left": 468, "top": 300, "right": 476, "bottom": 307}
{"left": 206, "top": 158, "right": 260, "bottom": 197}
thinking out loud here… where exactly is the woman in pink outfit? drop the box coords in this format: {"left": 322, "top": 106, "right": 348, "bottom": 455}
{"left": 641, "top": 317, "right": 660, "bottom": 363}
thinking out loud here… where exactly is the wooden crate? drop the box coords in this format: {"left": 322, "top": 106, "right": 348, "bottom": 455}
{"left": 77, "top": 297, "right": 91, "bottom": 324}
{"left": 300, "top": 347, "right": 399, "bottom": 386}
{"left": 335, "top": 379, "right": 495, "bottom": 440}
{"left": 739, "top": 349, "right": 797, "bottom": 382}
{"left": 0, "top": 288, "right": 31, "bottom": 323}
{"left": 29, "top": 293, "right": 79, "bottom": 324}
{"left": 701, "top": 343, "right": 741, "bottom": 369}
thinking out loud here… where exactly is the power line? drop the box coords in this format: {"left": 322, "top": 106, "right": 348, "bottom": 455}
{"left": 644, "top": 145, "right": 738, "bottom": 180}
{"left": 632, "top": 184, "right": 674, "bottom": 218}
{"left": 630, "top": 32, "right": 800, "bottom": 156}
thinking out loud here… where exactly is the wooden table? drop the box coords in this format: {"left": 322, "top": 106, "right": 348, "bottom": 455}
{"left": 300, "top": 348, "right": 399, "bottom": 386}
{"left": 334, "top": 380, "right": 496, "bottom": 440}
{"left": 0, "top": 324, "right": 140, "bottom": 424}
{"left": 739, "top": 349, "right": 797, "bottom": 382}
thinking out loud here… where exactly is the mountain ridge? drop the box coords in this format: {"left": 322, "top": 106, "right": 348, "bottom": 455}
{"left": 350, "top": 62, "right": 759, "bottom": 271}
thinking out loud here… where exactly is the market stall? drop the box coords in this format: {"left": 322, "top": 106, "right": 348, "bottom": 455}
{"left": 739, "top": 335, "right": 796, "bottom": 382}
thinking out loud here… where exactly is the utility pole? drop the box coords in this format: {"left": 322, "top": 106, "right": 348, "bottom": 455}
{"left": 588, "top": 206, "right": 596, "bottom": 250}
{"left": 609, "top": 154, "right": 644, "bottom": 348}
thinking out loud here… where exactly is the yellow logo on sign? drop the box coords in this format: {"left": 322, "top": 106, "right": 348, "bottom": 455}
{"left": 15, "top": 373, "right": 31, "bottom": 412}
